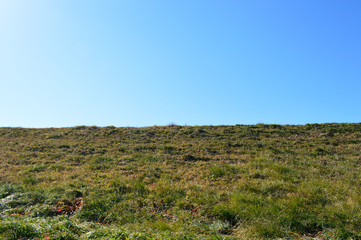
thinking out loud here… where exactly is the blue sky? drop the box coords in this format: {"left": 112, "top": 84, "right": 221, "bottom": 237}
{"left": 1, "top": 0, "right": 360, "bottom": 127}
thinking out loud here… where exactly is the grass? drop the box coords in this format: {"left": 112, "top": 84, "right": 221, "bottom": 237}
{"left": 0, "top": 123, "right": 361, "bottom": 239}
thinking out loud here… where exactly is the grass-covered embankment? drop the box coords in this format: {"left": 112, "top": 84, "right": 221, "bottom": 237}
{"left": 1, "top": 123, "right": 361, "bottom": 239}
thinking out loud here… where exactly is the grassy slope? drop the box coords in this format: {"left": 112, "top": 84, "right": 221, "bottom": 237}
{"left": 0, "top": 123, "right": 361, "bottom": 239}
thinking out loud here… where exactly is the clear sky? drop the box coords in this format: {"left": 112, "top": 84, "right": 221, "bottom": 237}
{"left": 1, "top": 0, "right": 360, "bottom": 127}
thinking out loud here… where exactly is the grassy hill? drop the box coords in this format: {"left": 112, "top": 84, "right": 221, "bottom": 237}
{"left": 1, "top": 123, "right": 361, "bottom": 239}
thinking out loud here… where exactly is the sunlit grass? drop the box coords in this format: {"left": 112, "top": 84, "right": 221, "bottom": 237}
{"left": 1, "top": 123, "right": 361, "bottom": 239}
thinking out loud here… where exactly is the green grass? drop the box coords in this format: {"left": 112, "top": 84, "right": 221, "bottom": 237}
{"left": 0, "top": 123, "right": 361, "bottom": 239}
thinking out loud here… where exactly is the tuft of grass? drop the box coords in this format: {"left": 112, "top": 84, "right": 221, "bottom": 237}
{"left": 209, "top": 163, "right": 239, "bottom": 179}
{"left": 0, "top": 222, "right": 41, "bottom": 240}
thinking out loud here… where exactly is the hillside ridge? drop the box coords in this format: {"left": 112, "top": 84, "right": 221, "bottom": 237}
{"left": 0, "top": 123, "right": 361, "bottom": 239}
